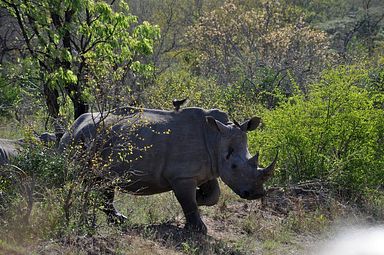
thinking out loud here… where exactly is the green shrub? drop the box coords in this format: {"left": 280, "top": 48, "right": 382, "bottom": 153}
{"left": 143, "top": 68, "right": 265, "bottom": 119}
{"left": 143, "top": 69, "right": 225, "bottom": 109}
{"left": 250, "top": 66, "right": 384, "bottom": 197}
{"left": 0, "top": 74, "right": 20, "bottom": 118}
{"left": 0, "top": 142, "right": 68, "bottom": 231}
{"left": 13, "top": 143, "right": 68, "bottom": 190}
{"left": 0, "top": 166, "right": 18, "bottom": 217}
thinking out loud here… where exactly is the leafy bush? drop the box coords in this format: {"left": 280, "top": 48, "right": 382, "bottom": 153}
{"left": 0, "top": 140, "right": 113, "bottom": 240}
{"left": 144, "top": 69, "right": 225, "bottom": 109}
{"left": 13, "top": 143, "right": 68, "bottom": 190}
{"left": 0, "top": 142, "right": 69, "bottom": 240}
{"left": 0, "top": 74, "right": 20, "bottom": 118}
{"left": 143, "top": 68, "right": 264, "bottom": 119}
{"left": 250, "top": 66, "right": 384, "bottom": 197}
{"left": 186, "top": 0, "right": 334, "bottom": 96}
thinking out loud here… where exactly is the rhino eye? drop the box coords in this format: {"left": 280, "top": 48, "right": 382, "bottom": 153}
{"left": 226, "top": 147, "right": 234, "bottom": 160}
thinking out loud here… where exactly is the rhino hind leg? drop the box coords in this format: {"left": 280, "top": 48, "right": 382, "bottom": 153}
{"left": 196, "top": 179, "right": 220, "bottom": 206}
{"left": 100, "top": 187, "right": 127, "bottom": 224}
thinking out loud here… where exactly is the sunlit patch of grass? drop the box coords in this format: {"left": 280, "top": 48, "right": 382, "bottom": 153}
{"left": 116, "top": 235, "right": 183, "bottom": 255}
{"left": 262, "top": 239, "right": 279, "bottom": 251}
{"left": 115, "top": 192, "right": 182, "bottom": 227}
{"left": 0, "top": 119, "right": 23, "bottom": 138}
{"left": 232, "top": 209, "right": 294, "bottom": 254}
{"left": 280, "top": 195, "right": 355, "bottom": 236}
{"left": 283, "top": 210, "right": 330, "bottom": 234}
{"left": 240, "top": 210, "right": 290, "bottom": 241}
{"left": 229, "top": 235, "right": 262, "bottom": 254}
{"left": 180, "top": 241, "right": 200, "bottom": 255}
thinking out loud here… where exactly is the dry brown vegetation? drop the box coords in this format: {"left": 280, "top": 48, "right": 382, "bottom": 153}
{"left": 1, "top": 181, "right": 380, "bottom": 255}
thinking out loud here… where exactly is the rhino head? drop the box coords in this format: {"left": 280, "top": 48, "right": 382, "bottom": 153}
{"left": 206, "top": 116, "right": 277, "bottom": 199}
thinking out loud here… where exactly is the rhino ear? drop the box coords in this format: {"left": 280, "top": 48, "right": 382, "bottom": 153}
{"left": 206, "top": 116, "right": 230, "bottom": 134}
{"left": 240, "top": 117, "right": 261, "bottom": 132}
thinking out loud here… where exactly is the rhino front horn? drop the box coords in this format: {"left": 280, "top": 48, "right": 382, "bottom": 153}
{"left": 259, "top": 151, "right": 278, "bottom": 181}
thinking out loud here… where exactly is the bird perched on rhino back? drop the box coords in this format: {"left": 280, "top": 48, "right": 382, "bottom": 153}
{"left": 173, "top": 98, "right": 189, "bottom": 112}
{"left": 59, "top": 105, "right": 278, "bottom": 234}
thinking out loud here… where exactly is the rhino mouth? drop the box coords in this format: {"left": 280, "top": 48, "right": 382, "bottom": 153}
{"left": 239, "top": 190, "right": 265, "bottom": 200}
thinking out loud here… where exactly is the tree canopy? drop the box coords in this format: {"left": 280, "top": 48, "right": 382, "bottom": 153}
{"left": 0, "top": 0, "right": 159, "bottom": 131}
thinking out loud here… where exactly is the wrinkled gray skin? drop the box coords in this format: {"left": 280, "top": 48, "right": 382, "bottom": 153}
{"left": 59, "top": 107, "right": 277, "bottom": 234}
{"left": 0, "top": 132, "right": 56, "bottom": 164}
{"left": 39, "top": 132, "right": 57, "bottom": 144}
{"left": 0, "top": 139, "right": 23, "bottom": 164}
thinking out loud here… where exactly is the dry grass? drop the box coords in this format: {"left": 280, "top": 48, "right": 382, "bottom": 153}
{"left": 0, "top": 119, "right": 23, "bottom": 139}
{"left": 1, "top": 182, "right": 383, "bottom": 255}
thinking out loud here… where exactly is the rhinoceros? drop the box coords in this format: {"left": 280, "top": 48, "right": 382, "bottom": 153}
{"left": 0, "top": 132, "right": 57, "bottom": 165}
{"left": 0, "top": 138, "right": 23, "bottom": 164}
{"left": 38, "top": 132, "right": 57, "bottom": 144}
{"left": 59, "top": 106, "right": 277, "bottom": 233}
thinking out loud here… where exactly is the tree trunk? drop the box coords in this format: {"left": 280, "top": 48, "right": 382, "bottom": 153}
{"left": 73, "top": 97, "right": 89, "bottom": 119}
{"left": 43, "top": 83, "right": 65, "bottom": 143}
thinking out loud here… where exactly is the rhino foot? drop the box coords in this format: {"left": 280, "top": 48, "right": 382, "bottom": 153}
{"left": 107, "top": 212, "right": 127, "bottom": 225}
{"left": 185, "top": 222, "right": 207, "bottom": 235}
{"left": 184, "top": 213, "right": 207, "bottom": 235}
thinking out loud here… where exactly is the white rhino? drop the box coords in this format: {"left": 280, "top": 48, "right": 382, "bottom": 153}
{"left": 59, "top": 106, "right": 277, "bottom": 233}
{"left": 0, "top": 138, "right": 23, "bottom": 165}
{"left": 0, "top": 132, "right": 57, "bottom": 165}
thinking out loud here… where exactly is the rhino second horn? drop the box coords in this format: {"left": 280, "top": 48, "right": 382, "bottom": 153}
{"left": 233, "top": 119, "right": 241, "bottom": 128}
{"left": 259, "top": 151, "right": 278, "bottom": 181}
{"left": 249, "top": 151, "right": 259, "bottom": 167}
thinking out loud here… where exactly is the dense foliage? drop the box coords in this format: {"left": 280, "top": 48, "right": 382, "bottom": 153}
{"left": 186, "top": 1, "right": 334, "bottom": 97}
{"left": 0, "top": 0, "right": 159, "bottom": 128}
{"left": 250, "top": 66, "right": 384, "bottom": 196}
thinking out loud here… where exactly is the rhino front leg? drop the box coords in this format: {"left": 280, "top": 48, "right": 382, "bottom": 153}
{"left": 197, "top": 179, "right": 220, "bottom": 206}
{"left": 171, "top": 179, "right": 207, "bottom": 234}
